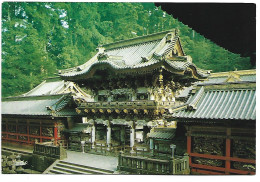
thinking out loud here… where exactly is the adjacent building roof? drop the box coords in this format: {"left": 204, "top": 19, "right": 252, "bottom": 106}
{"left": 59, "top": 30, "right": 209, "bottom": 81}
{"left": 170, "top": 69, "right": 256, "bottom": 121}
{"left": 63, "top": 123, "right": 91, "bottom": 133}
{"left": 21, "top": 77, "right": 93, "bottom": 101}
{"left": 172, "top": 87, "right": 256, "bottom": 120}
{"left": 2, "top": 94, "right": 78, "bottom": 117}
{"left": 2, "top": 76, "right": 93, "bottom": 118}
{"left": 147, "top": 128, "right": 176, "bottom": 140}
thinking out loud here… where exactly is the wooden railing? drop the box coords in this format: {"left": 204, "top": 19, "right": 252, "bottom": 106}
{"left": 172, "top": 155, "right": 190, "bottom": 174}
{"left": 33, "top": 142, "right": 67, "bottom": 159}
{"left": 117, "top": 153, "right": 190, "bottom": 175}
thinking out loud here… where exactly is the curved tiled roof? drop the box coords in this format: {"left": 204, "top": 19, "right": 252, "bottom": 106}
{"left": 2, "top": 94, "right": 78, "bottom": 117}
{"left": 171, "top": 86, "right": 256, "bottom": 121}
{"left": 59, "top": 30, "right": 209, "bottom": 80}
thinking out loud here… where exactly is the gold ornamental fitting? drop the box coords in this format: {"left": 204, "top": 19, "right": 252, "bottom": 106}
{"left": 84, "top": 109, "right": 89, "bottom": 113}
{"left": 133, "top": 109, "right": 138, "bottom": 114}
{"left": 161, "top": 109, "right": 165, "bottom": 114}
{"left": 154, "top": 109, "right": 159, "bottom": 115}
{"left": 99, "top": 109, "right": 104, "bottom": 113}
{"left": 143, "top": 109, "right": 148, "bottom": 114}
{"left": 115, "top": 109, "right": 120, "bottom": 114}
{"left": 123, "top": 109, "right": 128, "bottom": 114}
{"left": 107, "top": 109, "right": 112, "bottom": 113}
{"left": 159, "top": 75, "right": 163, "bottom": 81}
{"left": 91, "top": 109, "right": 96, "bottom": 113}
{"left": 75, "top": 108, "right": 81, "bottom": 114}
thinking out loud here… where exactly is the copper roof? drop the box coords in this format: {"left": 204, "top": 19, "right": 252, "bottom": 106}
{"left": 59, "top": 30, "right": 209, "bottom": 80}
{"left": 171, "top": 87, "right": 256, "bottom": 120}
{"left": 2, "top": 94, "right": 78, "bottom": 117}
{"left": 147, "top": 129, "right": 176, "bottom": 140}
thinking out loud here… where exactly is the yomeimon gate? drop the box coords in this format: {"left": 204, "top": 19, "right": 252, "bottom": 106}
{"left": 58, "top": 29, "right": 209, "bottom": 157}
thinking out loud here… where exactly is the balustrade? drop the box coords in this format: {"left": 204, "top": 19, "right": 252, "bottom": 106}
{"left": 118, "top": 153, "right": 190, "bottom": 175}
{"left": 33, "top": 142, "right": 67, "bottom": 159}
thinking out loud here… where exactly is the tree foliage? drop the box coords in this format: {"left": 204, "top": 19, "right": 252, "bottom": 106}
{"left": 1, "top": 2, "right": 254, "bottom": 97}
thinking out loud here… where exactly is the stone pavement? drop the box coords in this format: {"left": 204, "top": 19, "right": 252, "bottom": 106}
{"left": 63, "top": 150, "right": 118, "bottom": 171}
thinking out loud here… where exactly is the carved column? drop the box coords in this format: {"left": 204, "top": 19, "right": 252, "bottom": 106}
{"left": 91, "top": 124, "right": 96, "bottom": 149}
{"left": 107, "top": 123, "right": 111, "bottom": 151}
{"left": 130, "top": 122, "right": 135, "bottom": 153}
{"left": 158, "top": 68, "right": 164, "bottom": 94}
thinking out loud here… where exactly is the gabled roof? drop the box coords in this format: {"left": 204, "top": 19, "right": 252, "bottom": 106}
{"left": 59, "top": 29, "right": 209, "bottom": 81}
{"left": 2, "top": 94, "right": 78, "bottom": 117}
{"left": 21, "top": 77, "right": 92, "bottom": 101}
{"left": 170, "top": 82, "right": 256, "bottom": 121}
{"left": 2, "top": 77, "right": 93, "bottom": 118}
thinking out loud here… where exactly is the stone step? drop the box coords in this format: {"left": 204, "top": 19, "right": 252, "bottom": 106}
{"left": 53, "top": 166, "right": 91, "bottom": 174}
{"left": 49, "top": 168, "right": 72, "bottom": 174}
{"left": 56, "top": 163, "right": 105, "bottom": 174}
{"left": 59, "top": 161, "right": 114, "bottom": 174}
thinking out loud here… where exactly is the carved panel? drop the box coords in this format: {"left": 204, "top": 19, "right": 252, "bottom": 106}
{"left": 18, "top": 136, "right": 28, "bottom": 141}
{"left": 30, "top": 126, "right": 40, "bottom": 136}
{"left": 42, "top": 127, "right": 54, "bottom": 137}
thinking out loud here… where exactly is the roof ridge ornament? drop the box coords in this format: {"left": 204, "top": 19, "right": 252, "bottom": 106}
{"left": 175, "top": 29, "right": 179, "bottom": 36}
{"left": 97, "top": 53, "right": 109, "bottom": 61}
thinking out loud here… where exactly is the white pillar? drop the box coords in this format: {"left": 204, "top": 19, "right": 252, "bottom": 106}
{"left": 150, "top": 138, "right": 154, "bottom": 150}
{"left": 91, "top": 125, "right": 96, "bottom": 148}
{"left": 107, "top": 125, "right": 111, "bottom": 150}
{"left": 130, "top": 127, "right": 135, "bottom": 152}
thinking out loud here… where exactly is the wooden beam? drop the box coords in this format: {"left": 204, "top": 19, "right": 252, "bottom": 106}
{"left": 192, "top": 168, "right": 224, "bottom": 175}
{"left": 190, "top": 163, "right": 225, "bottom": 172}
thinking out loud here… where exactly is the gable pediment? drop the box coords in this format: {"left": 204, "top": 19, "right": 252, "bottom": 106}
{"left": 165, "top": 38, "right": 185, "bottom": 59}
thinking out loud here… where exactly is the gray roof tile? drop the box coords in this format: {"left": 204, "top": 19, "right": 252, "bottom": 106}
{"left": 148, "top": 129, "right": 176, "bottom": 139}
{"left": 2, "top": 94, "right": 77, "bottom": 117}
{"left": 172, "top": 88, "right": 256, "bottom": 120}
{"left": 59, "top": 30, "right": 209, "bottom": 79}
